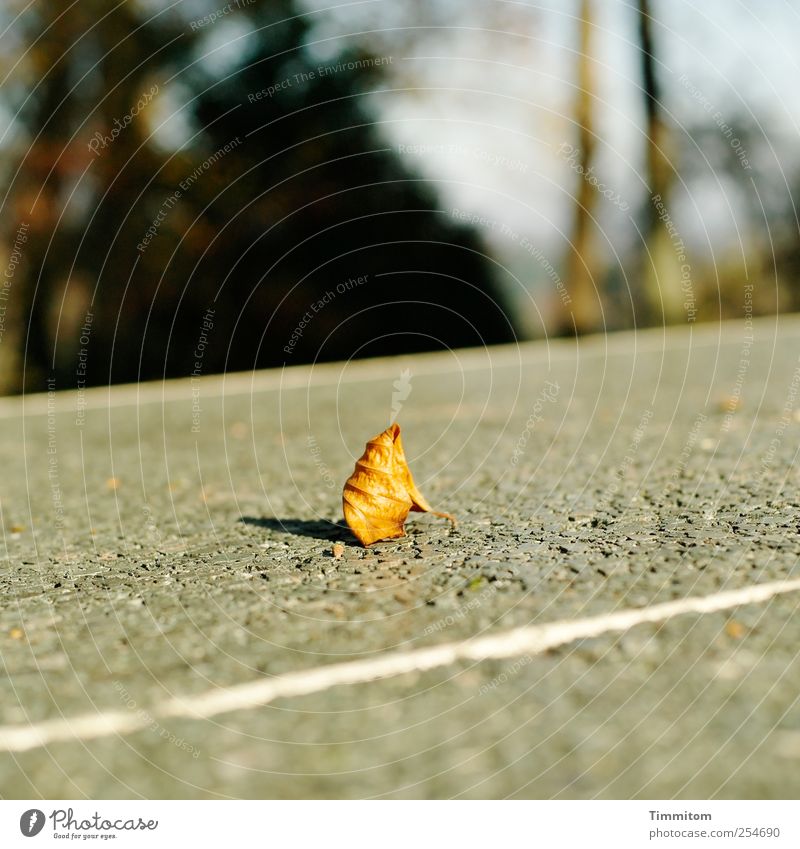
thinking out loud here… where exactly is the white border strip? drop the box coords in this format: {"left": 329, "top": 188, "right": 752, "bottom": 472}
{"left": 2, "top": 577, "right": 799, "bottom": 753}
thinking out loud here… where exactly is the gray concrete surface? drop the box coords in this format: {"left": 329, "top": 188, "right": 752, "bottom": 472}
{"left": 1, "top": 316, "right": 800, "bottom": 798}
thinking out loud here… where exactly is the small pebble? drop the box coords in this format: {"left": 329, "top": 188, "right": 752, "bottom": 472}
{"left": 332, "top": 543, "right": 345, "bottom": 559}
{"left": 229, "top": 422, "right": 248, "bottom": 439}
{"left": 725, "top": 620, "right": 746, "bottom": 639}
{"left": 716, "top": 395, "right": 741, "bottom": 413}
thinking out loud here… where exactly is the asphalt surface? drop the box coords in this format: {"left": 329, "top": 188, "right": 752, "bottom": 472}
{"left": 1, "top": 316, "right": 800, "bottom": 798}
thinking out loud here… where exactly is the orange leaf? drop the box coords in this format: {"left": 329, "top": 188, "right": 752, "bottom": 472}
{"left": 342, "top": 423, "right": 456, "bottom": 546}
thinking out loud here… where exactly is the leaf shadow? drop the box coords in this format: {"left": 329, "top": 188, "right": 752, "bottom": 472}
{"left": 239, "top": 516, "right": 354, "bottom": 544}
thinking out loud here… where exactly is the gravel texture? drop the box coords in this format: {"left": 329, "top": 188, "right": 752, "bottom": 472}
{"left": 1, "top": 316, "right": 799, "bottom": 798}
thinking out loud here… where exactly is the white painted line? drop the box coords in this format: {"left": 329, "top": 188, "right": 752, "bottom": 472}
{"left": 1, "top": 577, "right": 799, "bottom": 753}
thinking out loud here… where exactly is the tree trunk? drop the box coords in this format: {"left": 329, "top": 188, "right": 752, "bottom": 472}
{"left": 638, "top": 0, "right": 684, "bottom": 325}
{"left": 562, "top": 0, "right": 603, "bottom": 335}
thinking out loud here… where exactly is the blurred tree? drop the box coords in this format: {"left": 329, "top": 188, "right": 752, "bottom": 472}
{"left": 2, "top": 0, "right": 198, "bottom": 392}
{"left": 183, "top": 0, "right": 515, "bottom": 372}
{"left": 4, "top": 3, "right": 81, "bottom": 391}
{"left": 1, "top": 0, "right": 515, "bottom": 394}
{"left": 562, "top": 0, "right": 603, "bottom": 335}
{"left": 637, "top": 0, "right": 683, "bottom": 325}
{"left": 683, "top": 118, "right": 797, "bottom": 319}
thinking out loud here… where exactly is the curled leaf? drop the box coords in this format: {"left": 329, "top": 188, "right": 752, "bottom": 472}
{"left": 342, "top": 423, "right": 456, "bottom": 546}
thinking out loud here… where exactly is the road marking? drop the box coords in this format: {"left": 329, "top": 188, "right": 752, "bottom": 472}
{"left": 1, "top": 577, "right": 799, "bottom": 753}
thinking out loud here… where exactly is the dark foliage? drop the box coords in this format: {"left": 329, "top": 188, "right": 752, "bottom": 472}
{"left": 12, "top": 0, "right": 514, "bottom": 392}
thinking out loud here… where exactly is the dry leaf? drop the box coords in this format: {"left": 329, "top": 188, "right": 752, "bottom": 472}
{"left": 342, "top": 423, "right": 456, "bottom": 546}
